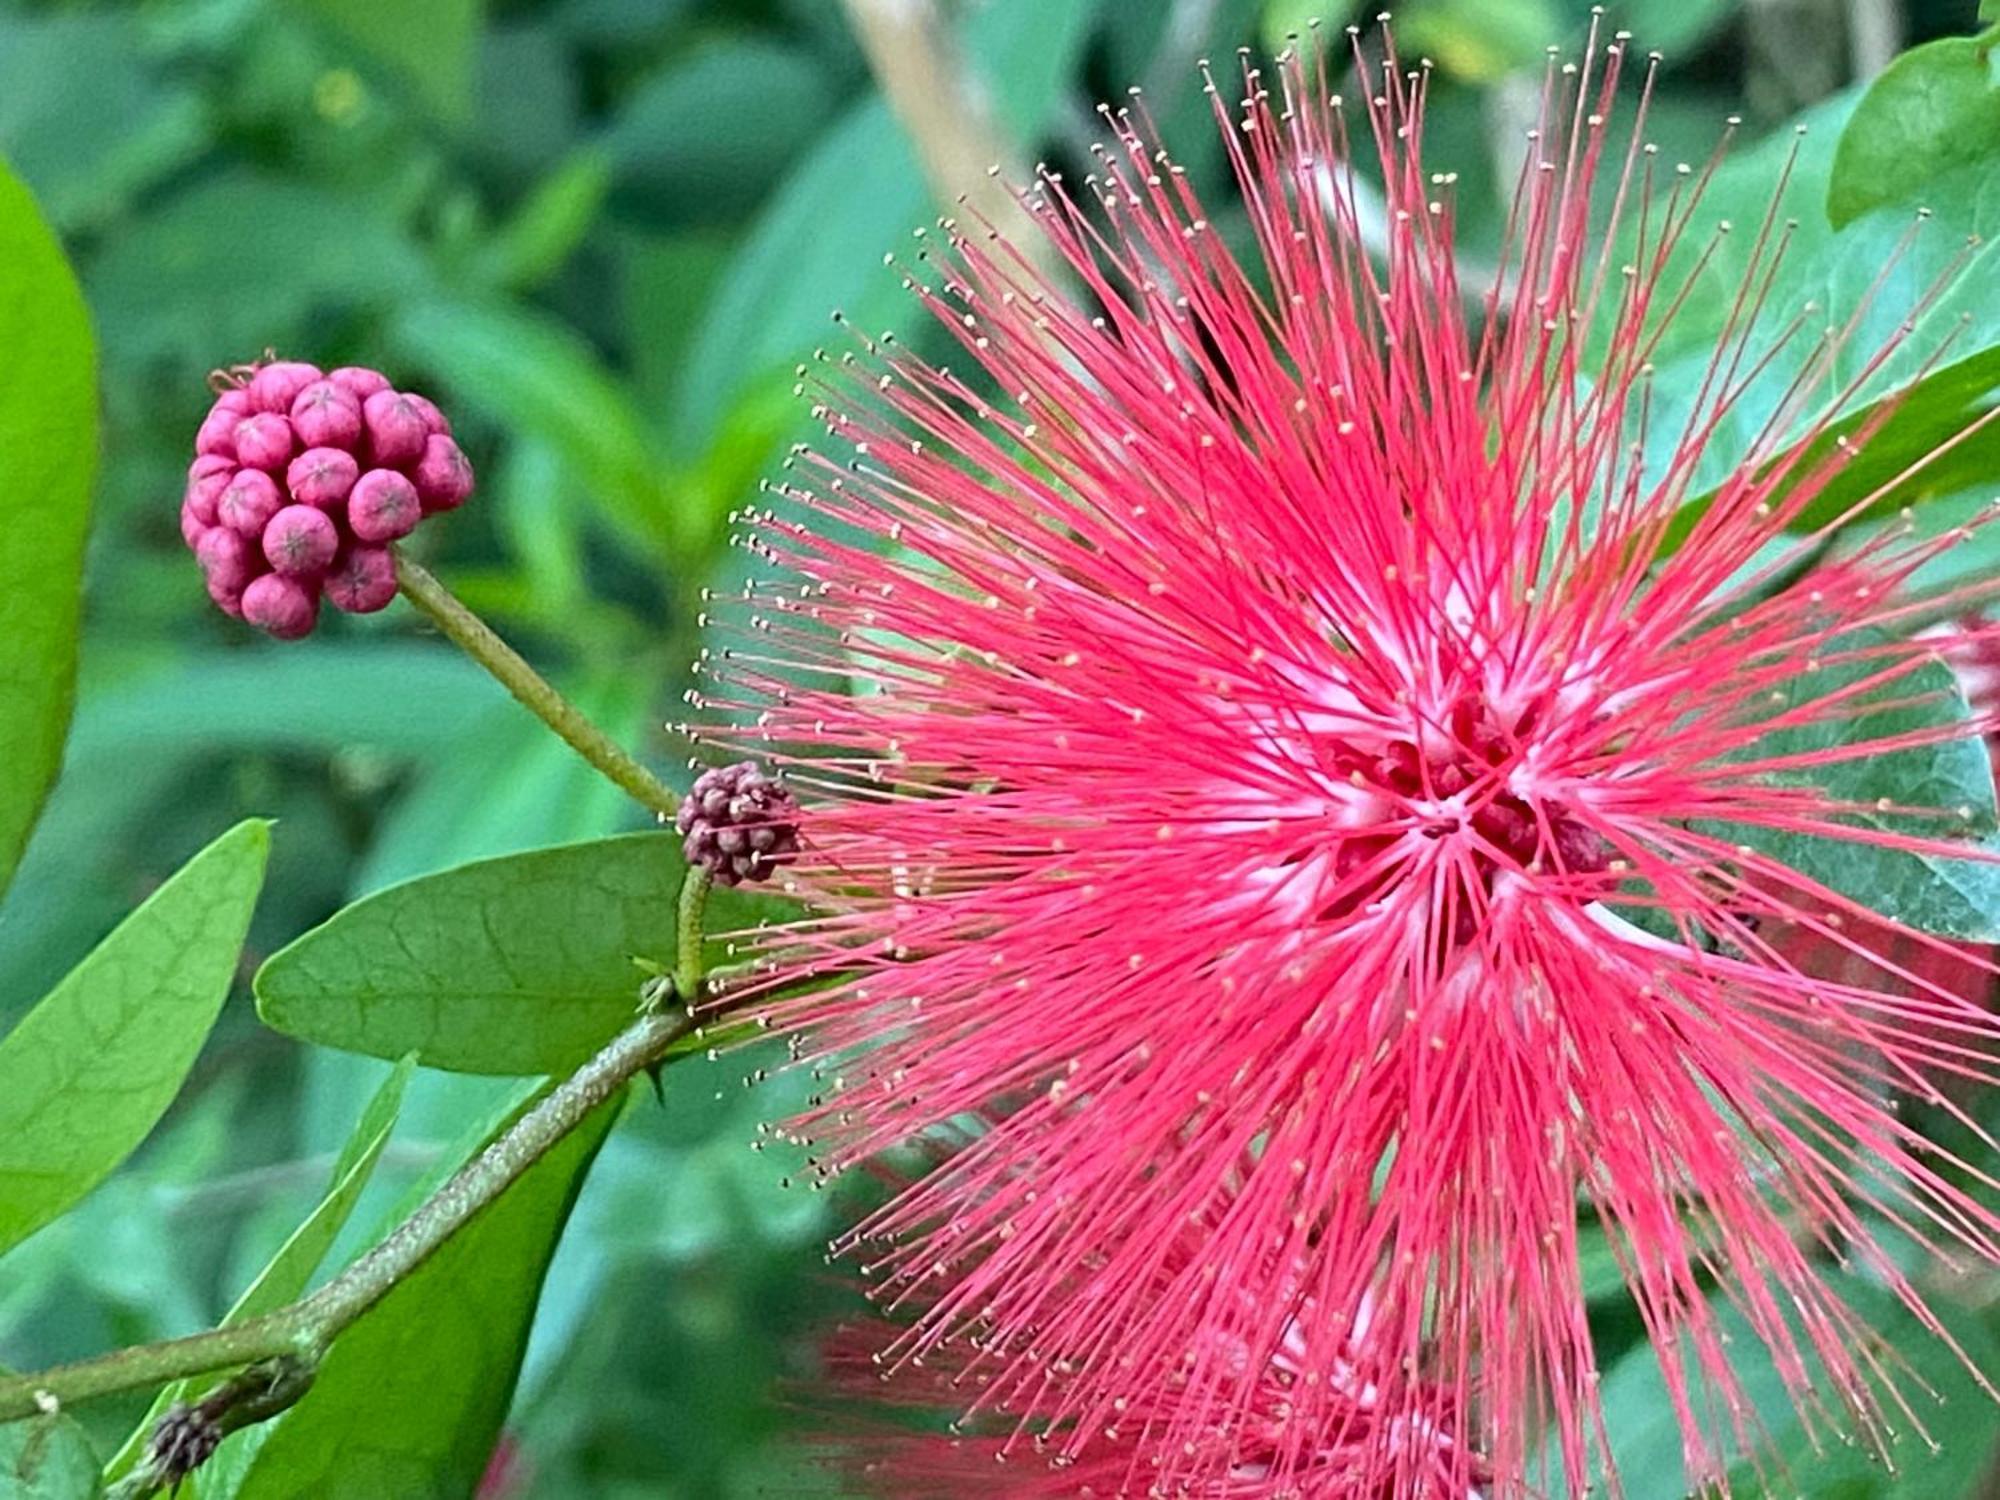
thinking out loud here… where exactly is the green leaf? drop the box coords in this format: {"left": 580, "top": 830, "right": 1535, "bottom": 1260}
{"left": 475, "top": 148, "right": 610, "bottom": 291}
{"left": 671, "top": 0, "right": 1103, "bottom": 453}
{"left": 0, "top": 1402, "right": 99, "bottom": 1499}
{"left": 1829, "top": 35, "right": 2000, "bottom": 227}
{"left": 1393, "top": 0, "right": 1560, "bottom": 82}
{"left": 1700, "top": 638, "right": 2000, "bottom": 939}
{"left": 101, "top": 1058, "right": 415, "bottom": 1483}
{"left": 0, "top": 156, "right": 95, "bottom": 902}
{"left": 0, "top": 15, "right": 208, "bottom": 234}
{"left": 220, "top": 1090, "right": 619, "bottom": 1500}
{"left": 256, "top": 832, "right": 786, "bottom": 1075}
{"left": 0, "top": 819, "right": 269, "bottom": 1256}
{"left": 284, "top": 0, "right": 482, "bottom": 125}
{"left": 1564, "top": 1277, "right": 1998, "bottom": 1499}
{"left": 1985, "top": 0, "right": 1999, "bottom": 23}
{"left": 89, "top": 172, "right": 428, "bottom": 373}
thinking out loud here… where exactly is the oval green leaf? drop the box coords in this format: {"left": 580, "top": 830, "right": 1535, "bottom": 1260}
{"left": 255, "top": 832, "right": 787, "bottom": 1076}
{"left": 1829, "top": 34, "right": 2000, "bottom": 228}
{"left": 0, "top": 154, "right": 96, "bottom": 900}
{"left": 0, "top": 819, "right": 269, "bottom": 1257}
{"left": 0, "top": 1402, "right": 99, "bottom": 1500}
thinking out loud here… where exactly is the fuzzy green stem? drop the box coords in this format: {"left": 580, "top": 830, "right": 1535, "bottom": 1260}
{"left": 675, "top": 869, "right": 712, "bottom": 1001}
{"left": 393, "top": 550, "right": 680, "bottom": 819}
{"left": 0, "top": 1004, "right": 695, "bottom": 1425}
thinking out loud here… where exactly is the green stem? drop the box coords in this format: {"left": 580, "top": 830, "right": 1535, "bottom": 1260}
{"left": 0, "top": 1005, "right": 695, "bottom": 1425}
{"left": 675, "top": 869, "right": 712, "bottom": 1001}
{"left": 393, "top": 550, "right": 681, "bottom": 819}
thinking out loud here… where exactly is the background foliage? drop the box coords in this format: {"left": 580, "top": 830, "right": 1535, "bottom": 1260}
{"left": 0, "top": 0, "right": 1996, "bottom": 1496}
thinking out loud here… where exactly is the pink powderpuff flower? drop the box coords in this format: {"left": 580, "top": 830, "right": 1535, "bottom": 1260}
{"left": 695, "top": 22, "right": 2000, "bottom": 1499}
{"left": 821, "top": 1152, "right": 1488, "bottom": 1500}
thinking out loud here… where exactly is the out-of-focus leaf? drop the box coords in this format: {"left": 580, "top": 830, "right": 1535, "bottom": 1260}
{"left": 389, "top": 298, "right": 673, "bottom": 551}
{"left": 220, "top": 1091, "right": 618, "bottom": 1500}
{"left": 476, "top": 148, "right": 609, "bottom": 290}
{"left": 1603, "top": 0, "right": 1740, "bottom": 54}
{"left": 1829, "top": 35, "right": 2000, "bottom": 228}
{"left": 0, "top": 16, "right": 208, "bottom": 232}
{"left": 257, "top": 832, "right": 786, "bottom": 1075}
{"left": 0, "top": 158, "right": 95, "bottom": 902}
{"left": 471, "top": 23, "right": 580, "bottom": 177}
{"left": 0, "top": 1402, "right": 99, "bottom": 1500}
{"left": 1396, "top": 0, "right": 1560, "bottom": 82}
{"left": 671, "top": 0, "right": 1104, "bottom": 453}
{"left": 88, "top": 172, "right": 428, "bottom": 371}
{"left": 349, "top": 673, "right": 646, "bottom": 893}
{"left": 101, "top": 1058, "right": 415, "bottom": 1483}
{"left": 604, "top": 41, "right": 838, "bottom": 228}
{"left": 71, "top": 645, "right": 509, "bottom": 760}
{"left": 284, "top": 0, "right": 482, "bottom": 124}
{"left": 0, "top": 820, "right": 268, "bottom": 1256}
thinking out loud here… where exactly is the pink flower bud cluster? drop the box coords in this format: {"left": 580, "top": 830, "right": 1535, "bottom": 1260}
{"left": 181, "top": 360, "right": 475, "bottom": 638}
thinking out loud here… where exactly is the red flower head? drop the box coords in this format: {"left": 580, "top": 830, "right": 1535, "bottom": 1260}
{"left": 697, "top": 21, "right": 2000, "bottom": 1498}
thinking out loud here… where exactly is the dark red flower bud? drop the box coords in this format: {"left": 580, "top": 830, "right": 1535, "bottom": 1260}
{"left": 325, "top": 545, "right": 398, "bottom": 614}
{"left": 290, "top": 379, "right": 362, "bottom": 450}
{"left": 361, "top": 390, "right": 429, "bottom": 468}
{"left": 242, "top": 573, "right": 320, "bottom": 640}
{"left": 246, "top": 360, "right": 323, "bottom": 415}
{"left": 348, "top": 469, "right": 421, "bottom": 542}
{"left": 231, "top": 412, "right": 296, "bottom": 473}
{"left": 263, "top": 504, "right": 339, "bottom": 577}
{"left": 286, "top": 447, "right": 359, "bottom": 510}
{"left": 676, "top": 762, "right": 803, "bottom": 886}
{"left": 413, "top": 434, "right": 474, "bottom": 512}
{"left": 217, "top": 470, "right": 284, "bottom": 537}
{"left": 328, "top": 365, "right": 392, "bottom": 401}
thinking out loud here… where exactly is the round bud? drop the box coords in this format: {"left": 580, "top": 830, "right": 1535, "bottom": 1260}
{"left": 262, "top": 504, "right": 339, "bottom": 577}
{"left": 205, "top": 570, "right": 248, "bottom": 618}
{"left": 328, "top": 366, "right": 392, "bottom": 401}
{"left": 189, "top": 452, "right": 234, "bottom": 483}
{"left": 179, "top": 498, "right": 210, "bottom": 551}
{"left": 361, "top": 390, "right": 429, "bottom": 468}
{"left": 247, "top": 361, "right": 323, "bottom": 415}
{"left": 217, "top": 469, "right": 284, "bottom": 537}
{"left": 242, "top": 573, "right": 320, "bottom": 640}
{"left": 412, "top": 434, "right": 474, "bottom": 512}
{"left": 286, "top": 447, "right": 360, "bottom": 510}
{"left": 348, "top": 468, "right": 421, "bottom": 542}
{"left": 185, "top": 465, "right": 233, "bottom": 527}
{"left": 196, "top": 526, "right": 255, "bottom": 595}
{"left": 325, "top": 545, "right": 398, "bottom": 614}
{"left": 290, "top": 380, "right": 362, "bottom": 450}
{"left": 231, "top": 412, "right": 296, "bottom": 473}
{"left": 676, "top": 762, "right": 802, "bottom": 886}
{"left": 403, "top": 392, "right": 451, "bottom": 437}
{"left": 195, "top": 391, "right": 253, "bottom": 459}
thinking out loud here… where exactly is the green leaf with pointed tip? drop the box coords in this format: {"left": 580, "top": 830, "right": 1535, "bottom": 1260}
{"left": 101, "top": 1057, "right": 415, "bottom": 1483}
{"left": 1829, "top": 35, "right": 2000, "bottom": 228}
{"left": 0, "top": 1402, "right": 99, "bottom": 1499}
{"left": 219, "top": 1090, "right": 619, "bottom": 1500}
{"left": 0, "top": 819, "right": 269, "bottom": 1257}
{"left": 0, "top": 154, "right": 96, "bottom": 902}
{"left": 255, "top": 832, "right": 788, "bottom": 1076}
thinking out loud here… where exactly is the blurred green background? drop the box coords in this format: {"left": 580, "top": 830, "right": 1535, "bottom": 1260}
{"left": 0, "top": 0, "right": 1994, "bottom": 1495}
